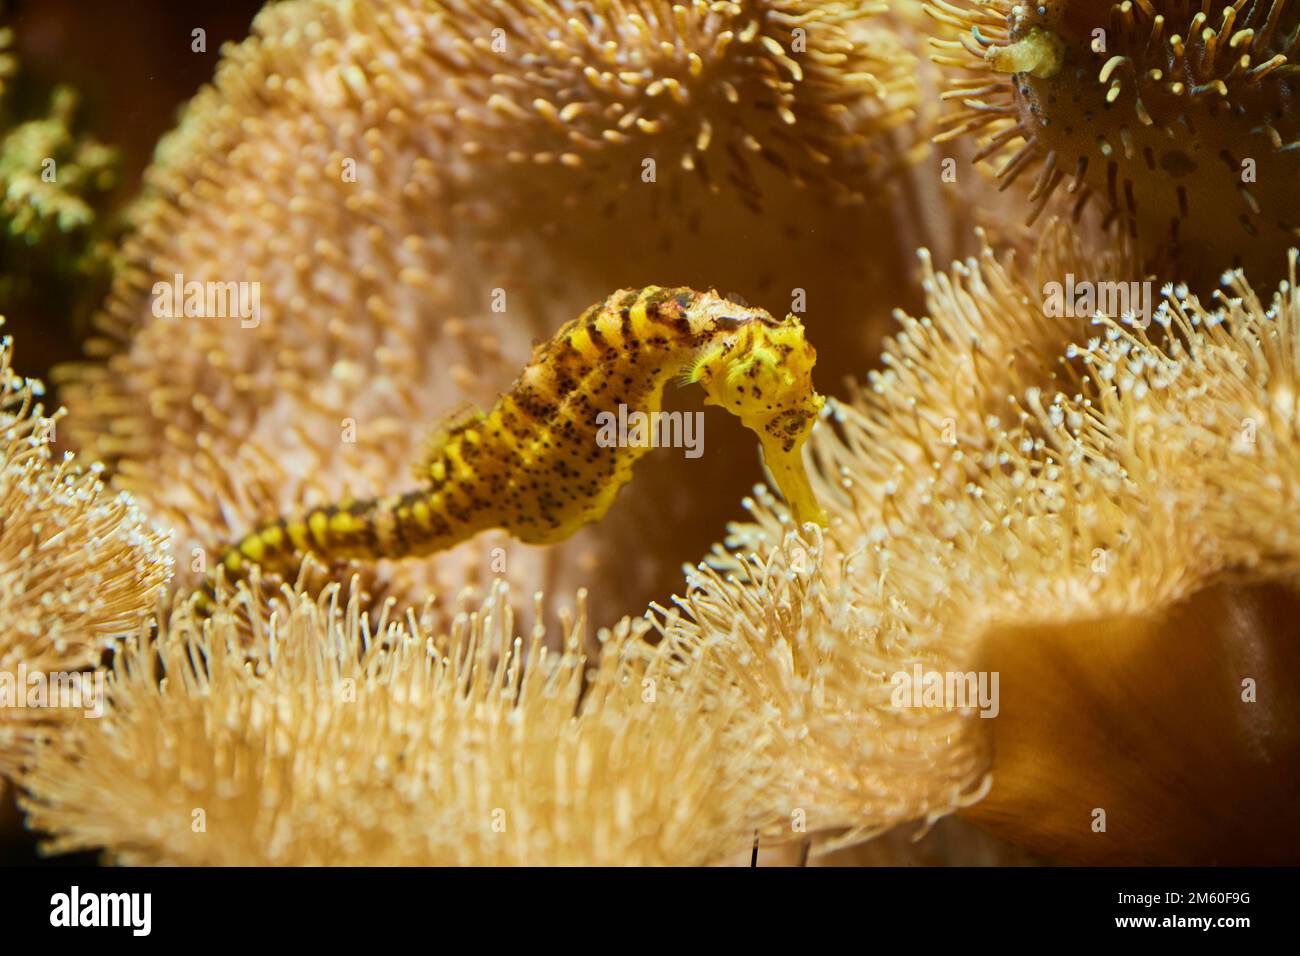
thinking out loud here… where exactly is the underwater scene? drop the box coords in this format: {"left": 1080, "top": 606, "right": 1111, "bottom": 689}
{"left": 0, "top": 0, "right": 1296, "bottom": 876}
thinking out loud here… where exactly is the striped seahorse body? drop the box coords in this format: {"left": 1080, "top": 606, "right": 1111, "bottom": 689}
{"left": 213, "top": 286, "right": 824, "bottom": 594}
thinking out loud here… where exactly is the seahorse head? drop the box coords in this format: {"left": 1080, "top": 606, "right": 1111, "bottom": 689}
{"left": 688, "top": 313, "right": 827, "bottom": 527}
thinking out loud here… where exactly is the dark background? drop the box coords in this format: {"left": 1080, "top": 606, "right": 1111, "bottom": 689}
{"left": 1, "top": 0, "right": 264, "bottom": 381}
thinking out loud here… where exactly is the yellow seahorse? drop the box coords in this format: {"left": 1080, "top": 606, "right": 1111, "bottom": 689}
{"left": 209, "top": 286, "right": 826, "bottom": 597}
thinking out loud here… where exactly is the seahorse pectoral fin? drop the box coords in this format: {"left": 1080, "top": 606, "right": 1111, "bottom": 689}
{"left": 760, "top": 435, "right": 827, "bottom": 528}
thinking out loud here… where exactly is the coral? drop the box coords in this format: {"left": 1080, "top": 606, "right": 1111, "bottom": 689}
{"left": 928, "top": 0, "right": 1300, "bottom": 286}
{"left": 0, "top": 330, "right": 172, "bottom": 780}
{"left": 0, "top": 87, "right": 116, "bottom": 253}
{"left": 0, "top": 30, "right": 119, "bottom": 355}
{"left": 27, "top": 234, "right": 1300, "bottom": 863}
{"left": 21, "top": 579, "right": 767, "bottom": 865}
{"left": 879, "top": 0, "right": 1049, "bottom": 266}
{"left": 641, "top": 239, "right": 1300, "bottom": 861}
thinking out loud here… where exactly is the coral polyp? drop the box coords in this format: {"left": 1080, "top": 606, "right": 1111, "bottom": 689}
{"left": 931, "top": 0, "right": 1300, "bottom": 284}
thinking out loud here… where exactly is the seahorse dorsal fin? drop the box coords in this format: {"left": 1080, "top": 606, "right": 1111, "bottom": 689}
{"left": 412, "top": 401, "right": 486, "bottom": 481}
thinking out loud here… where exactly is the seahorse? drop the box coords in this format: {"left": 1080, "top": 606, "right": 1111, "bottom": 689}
{"left": 206, "top": 286, "right": 826, "bottom": 600}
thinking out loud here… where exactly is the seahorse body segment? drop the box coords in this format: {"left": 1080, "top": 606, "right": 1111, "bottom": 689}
{"left": 215, "top": 287, "right": 825, "bottom": 590}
